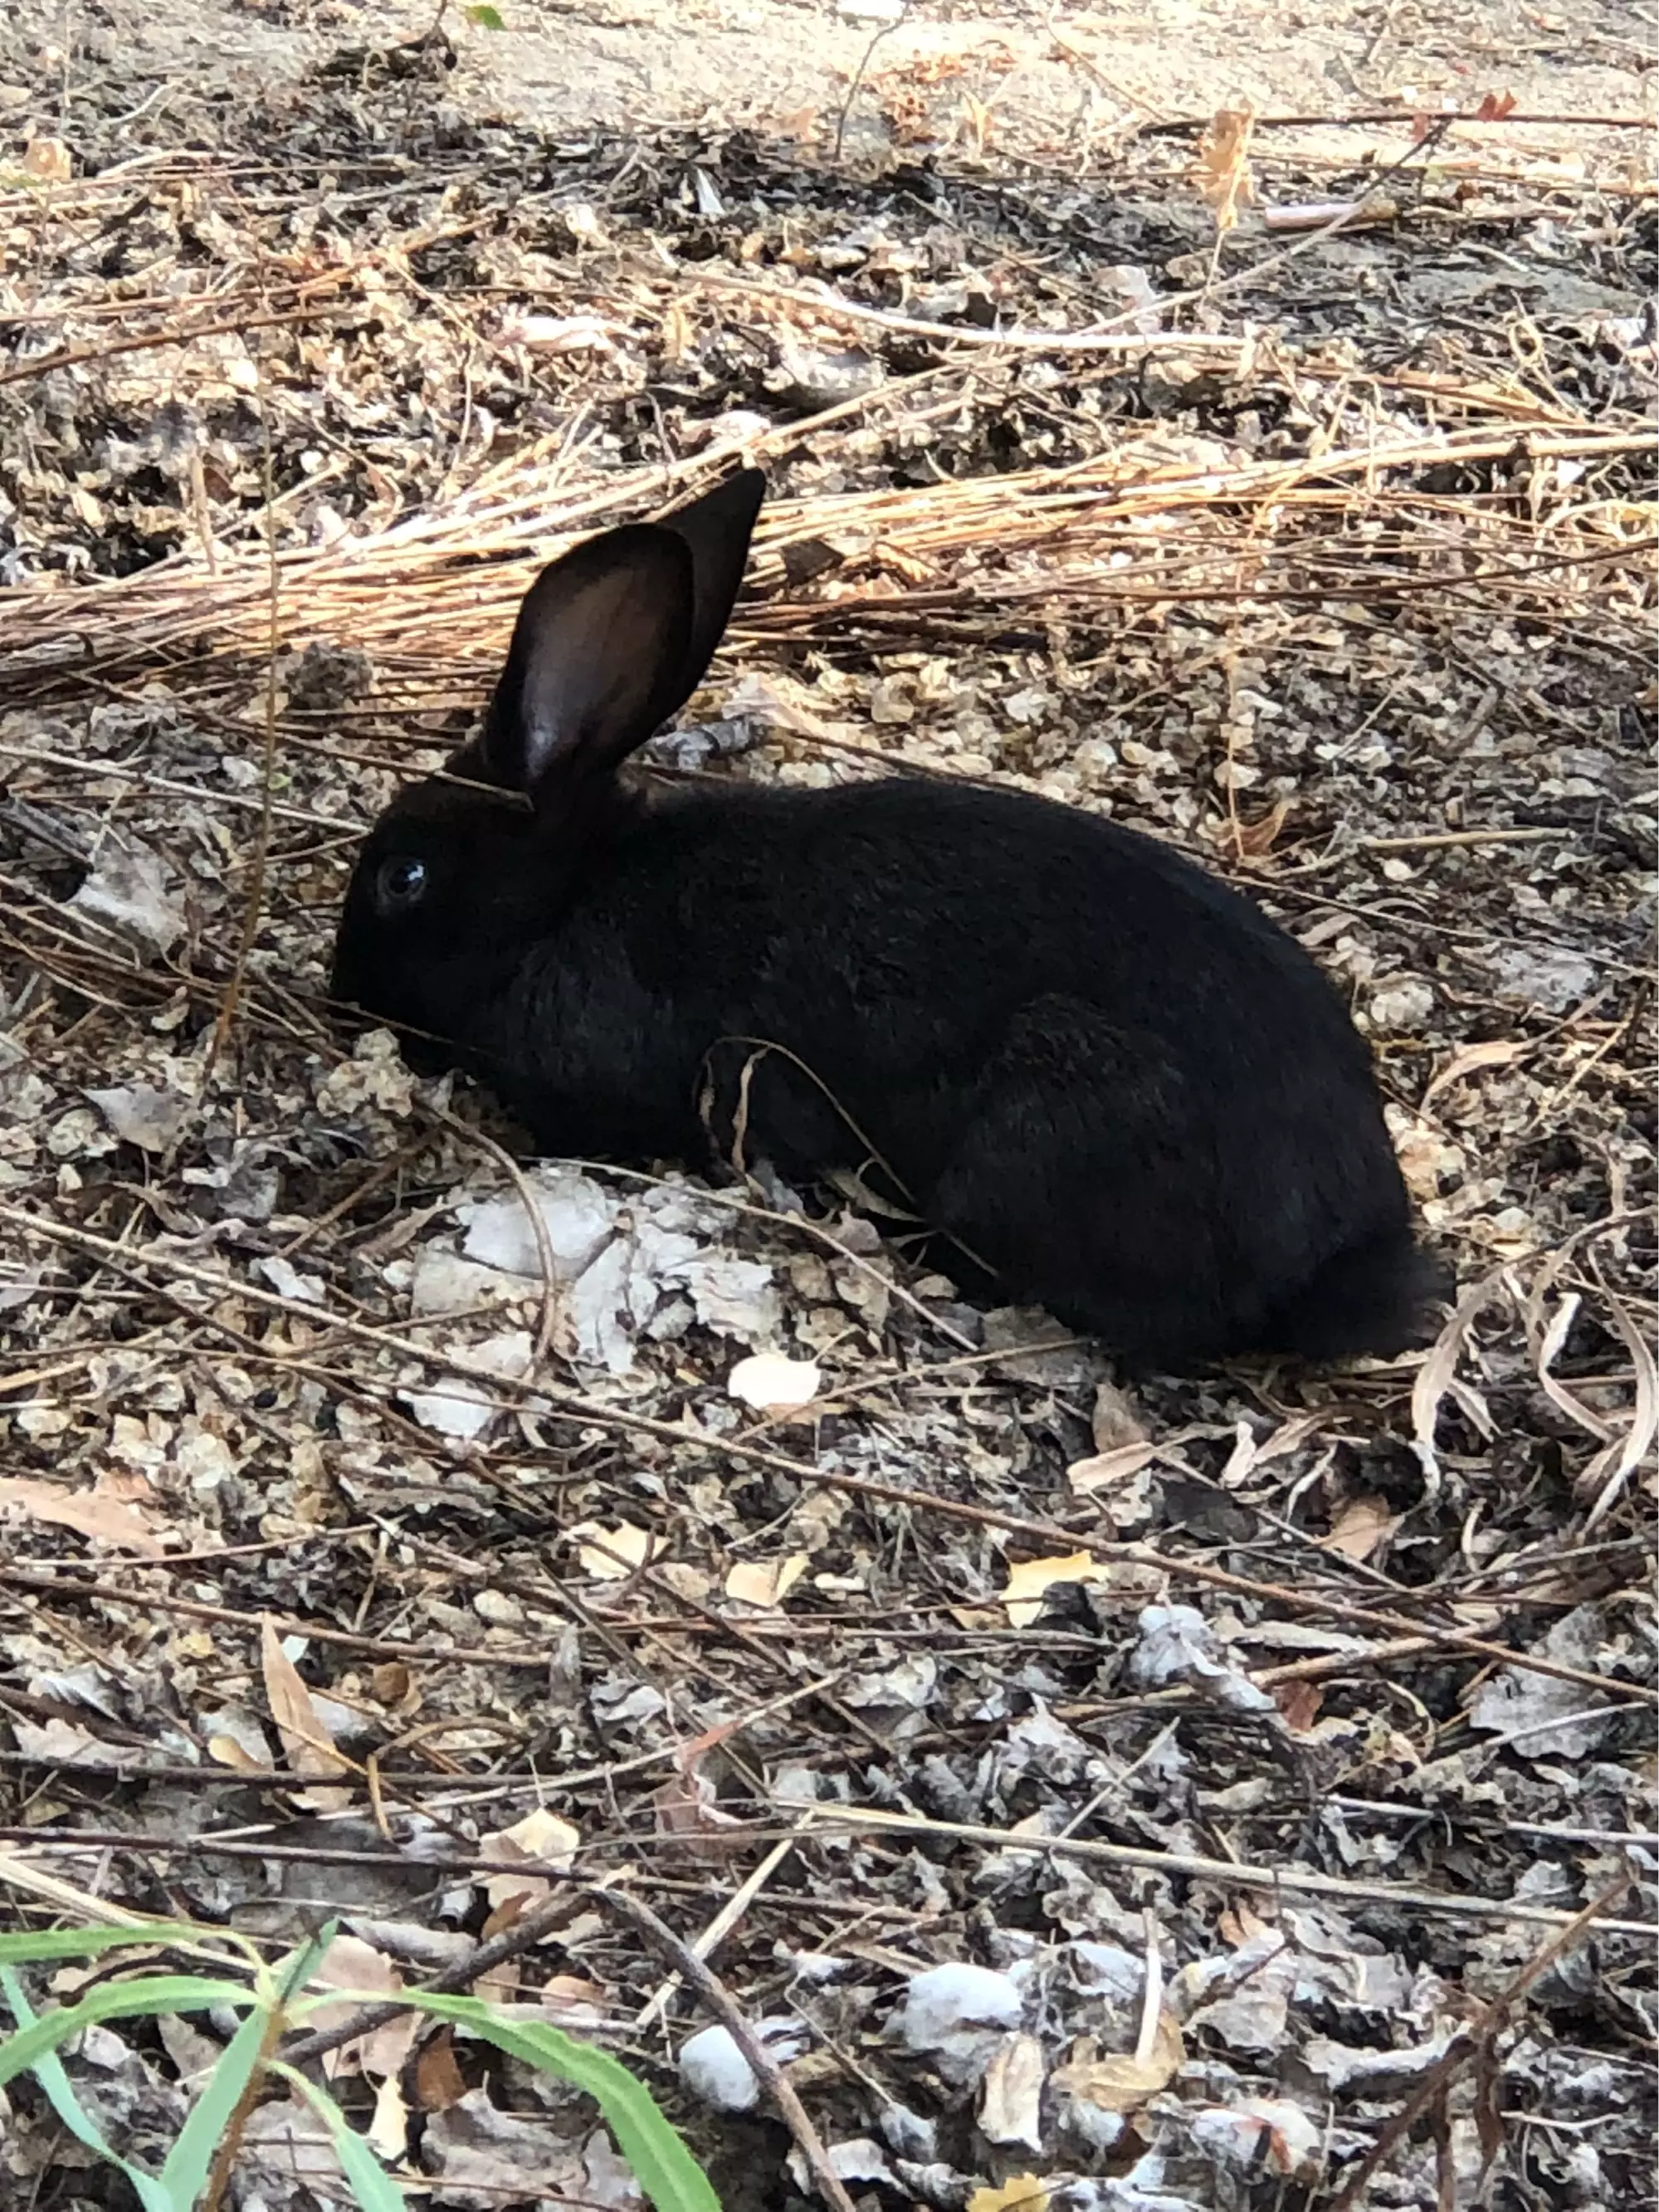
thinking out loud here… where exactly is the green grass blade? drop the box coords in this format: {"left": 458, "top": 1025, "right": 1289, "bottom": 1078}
{"left": 0, "top": 1969, "right": 180, "bottom": 2212}
{"left": 398, "top": 1992, "right": 720, "bottom": 2212}
{"left": 281, "top": 2069, "right": 407, "bottom": 2212}
{"left": 151, "top": 1929, "right": 335, "bottom": 2200}
{"left": 156, "top": 2000, "right": 271, "bottom": 2202}
{"left": 0, "top": 1973, "right": 251, "bottom": 2089}
{"left": 0, "top": 1925, "right": 209, "bottom": 1966}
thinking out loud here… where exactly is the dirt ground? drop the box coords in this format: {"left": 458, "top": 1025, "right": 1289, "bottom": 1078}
{"left": 0, "top": 4, "right": 1655, "bottom": 2211}
{"left": 12, "top": 0, "right": 1652, "bottom": 152}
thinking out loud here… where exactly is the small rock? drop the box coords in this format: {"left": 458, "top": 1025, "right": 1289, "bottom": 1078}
{"left": 679, "top": 2019, "right": 806, "bottom": 2112}
{"left": 728, "top": 1353, "right": 821, "bottom": 1411}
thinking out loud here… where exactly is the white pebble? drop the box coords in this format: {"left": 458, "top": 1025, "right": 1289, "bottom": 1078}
{"left": 678, "top": 2018, "right": 807, "bottom": 2113}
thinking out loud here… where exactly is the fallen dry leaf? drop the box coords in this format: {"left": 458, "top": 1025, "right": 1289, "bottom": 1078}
{"left": 85, "top": 1081, "right": 190, "bottom": 1155}
{"left": 414, "top": 2029, "right": 468, "bottom": 2112}
{"left": 1091, "top": 1379, "right": 1146, "bottom": 1452}
{"left": 1252, "top": 1409, "right": 1338, "bottom": 1465}
{"left": 770, "top": 100, "right": 821, "bottom": 143}
{"left": 1193, "top": 2095, "right": 1322, "bottom": 2177}
{"left": 1233, "top": 794, "right": 1292, "bottom": 855}
{"left": 0, "top": 1477, "right": 166, "bottom": 1557}
{"left": 207, "top": 1734, "right": 270, "bottom": 1774}
{"left": 67, "top": 839, "right": 183, "bottom": 955}
{"left": 654, "top": 1727, "right": 749, "bottom": 1858}
{"left": 725, "top": 1553, "right": 809, "bottom": 1609}
{"left": 1272, "top": 1677, "right": 1325, "bottom": 1733}
{"left": 499, "top": 310, "right": 620, "bottom": 353}
{"left": 496, "top": 1805, "right": 582, "bottom": 1868}
{"left": 568, "top": 1519, "right": 654, "bottom": 1580}
{"left": 368, "top": 2070, "right": 409, "bottom": 2161}
{"left": 1220, "top": 1902, "right": 1275, "bottom": 1947}
{"left": 968, "top": 2178, "right": 1052, "bottom": 2212}
{"left": 23, "top": 136, "right": 72, "bottom": 182}
{"left": 957, "top": 89, "right": 995, "bottom": 156}
{"left": 1324, "top": 1493, "right": 1398, "bottom": 1561}
{"left": 260, "top": 1619, "right": 350, "bottom": 1783}
{"left": 1578, "top": 1288, "right": 1658, "bottom": 1527}
{"left": 478, "top": 1806, "right": 581, "bottom": 1918}
{"left": 979, "top": 2030, "right": 1047, "bottom": 2150}
{"left": 1194, "top": 104, "right": 1256, "bottom": 233}
{"left": 306, "top": 1933, "right": 414, "bottom": 2082}
{"left": 1413, "top": 1277, "right": 1499, "bottom": 1481}
{"left": 534, "top": 1975, "right": 608, "bottom": 2030}
{"left": 1066, "top": 1442, "right": 1157, "bottom": 1495}
{"left": 1003, "top": 1550, "right": 1100, "bottom": 1627}
{"left": 1052, "top": 2009, "right": 1184, "bottom": 2112}
{"left": 1421, "top": 1037, "right": 1527, "bottom": 1107}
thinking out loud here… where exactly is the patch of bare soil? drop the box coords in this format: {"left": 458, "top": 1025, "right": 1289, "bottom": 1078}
{"left": 0, "top": 4, "right": 1654, "bottom": 2210}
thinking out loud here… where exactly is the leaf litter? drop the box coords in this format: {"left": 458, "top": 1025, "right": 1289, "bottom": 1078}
{"left": 0, "top": 3, "right": 1653, "bottom": 2209}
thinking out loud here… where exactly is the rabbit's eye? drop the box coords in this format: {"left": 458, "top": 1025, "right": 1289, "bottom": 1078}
{"left": 375, "top": 856, "right": 429, "bottom": 911}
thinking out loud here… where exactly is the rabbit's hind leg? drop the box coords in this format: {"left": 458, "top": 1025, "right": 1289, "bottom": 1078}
{"left": 922, "top": 995, "right": 1238, "bottom": 1368}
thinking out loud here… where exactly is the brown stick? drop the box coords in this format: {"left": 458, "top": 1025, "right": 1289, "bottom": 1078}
{"left": 1140, "top": 109, "right": 1656, "bottom": 137}
{"left": 0, "top": 284, "right": 349, "bottom": 389}
{"left": 1324, "top": 1868, "right": 1635, "bottom": 2211}
{"left": 279, "top": 1890, "right": 579, "bottom": 2072}
{"left": 594, "top": 1884, "right": 861, "bottom": 2212}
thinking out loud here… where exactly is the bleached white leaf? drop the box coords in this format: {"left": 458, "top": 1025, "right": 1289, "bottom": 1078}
{"left": 569, "top": 1519, "right": 653, "bottom": 1580}
{"left": 500, "top": 310, "right": 619, "bottom": 352}
{"left": 409, "top": 1249, "right": 531, "bottom": 1316}
{"left": 403, "top": 1331, "right": 532, "bottom": 1441}
{"left": 1191, "top": 2097, "right": 1322, "bottom": 2177}
{"left": 0, "top": 1262, "right": 45, "bottom": 1312}
{"left": 564, "top": 1238, "right": 638, "bottom": 1372}
{"left": 85, "top": 1082, "right": 188, "bottom": 1154}
{"left": 979, "top": 2030, "right": 1047, "bottom": 2150}
{"left": 459, "top": 1169, "right": 615, "bottom": 1281}
{"left": 1128, "top": 1604, "right": 1276, "bottom": 1713}
{"left": 671, "top": 1252, "right": 782, "bottom": 1340}
{"left": 895, "top": 1963, "right": 1024, "bottom": 2087}
{"left": 1488, "top": 943, "right": 1596, "bottom": 1013}
{"left": 69, "top": 842, "right": 183, "bottom": 955}
{"left": 255, "top": 1254, "right": 328, "bottom": 1306}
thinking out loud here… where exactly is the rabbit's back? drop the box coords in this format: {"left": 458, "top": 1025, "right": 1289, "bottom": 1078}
{"left": 573, "top": 777, "right": 1369, "bottom": 1112}
{"left": 476, "top": 775, "right": 1419, "bottom": 1360}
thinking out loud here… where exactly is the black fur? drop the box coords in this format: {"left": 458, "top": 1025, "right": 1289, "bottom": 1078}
{"left": 331, "top": 467, "right": 1444, "bottom": 1369}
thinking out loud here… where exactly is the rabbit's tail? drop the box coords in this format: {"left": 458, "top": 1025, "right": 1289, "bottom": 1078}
{"left": 1265, "top": 1230, "right": 1449, "bottom": 1362}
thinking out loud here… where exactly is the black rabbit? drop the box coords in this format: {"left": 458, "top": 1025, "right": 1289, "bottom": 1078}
{"left": 331, "top": 467, "right": 1442, "bottom": 1368}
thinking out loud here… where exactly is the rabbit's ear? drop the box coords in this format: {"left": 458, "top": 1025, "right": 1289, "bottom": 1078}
{"left": 484, "top": 525, "right": 696, "bottom": 793}
{"left": 656, "top": 466, "right": 766, "bottom": 721}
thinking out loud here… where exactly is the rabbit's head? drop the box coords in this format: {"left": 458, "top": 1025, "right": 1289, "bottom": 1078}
{"left": 329, "top": 467, "right": 766, "bottom": 1062}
